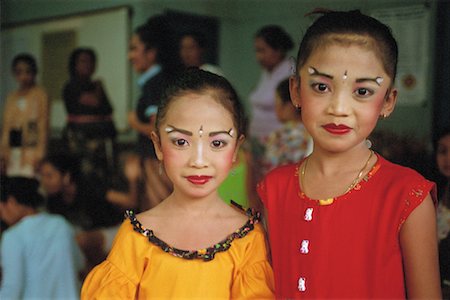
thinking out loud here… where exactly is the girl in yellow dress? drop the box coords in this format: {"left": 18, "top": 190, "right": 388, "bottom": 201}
{"left": 81, "top": 68, "right": 274, "bottom": 299}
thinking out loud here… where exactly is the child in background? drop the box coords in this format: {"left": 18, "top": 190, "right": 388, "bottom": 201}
{"left": 82, "top": 69, "right": 274, "bottom": 299}
{"left": 1, "top": 54, "right": 49, "bottom": 178}
{"left": 435, "top": 128, "right": 450, "bottom": 288}
{"left": 262, "top": 78, "right": 312, "bottom": 175}
{"left": 258, "top": 10, "right": 441, "bottom": 299}
{"left": 0, "top": 177, "right": 82, "bottom": 299}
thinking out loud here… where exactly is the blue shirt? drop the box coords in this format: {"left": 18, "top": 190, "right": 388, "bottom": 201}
{"left": 0, "top": 213, "right": 83, "bottom": 299}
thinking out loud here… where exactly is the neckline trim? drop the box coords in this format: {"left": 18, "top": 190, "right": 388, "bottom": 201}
{"left": 125, "top": 202, "right": 260, "bottom": 261}
{"left": 296, "top": 152, "right": 382, "bottom": 205}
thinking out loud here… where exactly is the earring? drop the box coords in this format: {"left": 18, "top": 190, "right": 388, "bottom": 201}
{"left": 365, "top": 139, "right": 372, "bottom": 149}
{"left": 380, "top": 113, "right": 387, "bottom": 119}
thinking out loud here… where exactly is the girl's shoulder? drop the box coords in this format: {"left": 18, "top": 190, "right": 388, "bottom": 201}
{"left": 377, "top": 154, "right": 430, "bottom": 184}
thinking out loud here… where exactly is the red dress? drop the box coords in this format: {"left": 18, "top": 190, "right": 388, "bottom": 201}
{"left": 258, "top": 154, "right": 436, "bottom": 299}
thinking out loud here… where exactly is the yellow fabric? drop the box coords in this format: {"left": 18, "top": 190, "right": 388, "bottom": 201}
{"left": 82, "top": 219, "right": 274, "bottom": 299}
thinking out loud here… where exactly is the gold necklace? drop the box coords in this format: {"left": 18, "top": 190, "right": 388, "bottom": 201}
{"left": 300, "top": 150, "right": 374, "bottom": 205}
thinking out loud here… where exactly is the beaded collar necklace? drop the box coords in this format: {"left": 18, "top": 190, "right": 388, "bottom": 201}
{"left": 300, "top": 150, "right": 374, "bottom": 205}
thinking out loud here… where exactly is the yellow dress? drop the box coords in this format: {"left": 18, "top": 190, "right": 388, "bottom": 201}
{"left": 81, "top": 210, "right": 274, "bottom": 299}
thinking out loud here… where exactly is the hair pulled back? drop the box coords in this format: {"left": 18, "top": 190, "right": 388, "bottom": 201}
{"left": 296, "top": 10, "right": 398, "bottom": 82}
{"left": 155, "top": 68, "right": 246, "bottom": 138}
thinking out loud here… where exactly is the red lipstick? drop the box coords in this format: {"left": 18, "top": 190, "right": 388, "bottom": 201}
{"left": 186, "top": 175, "right": 212, "bottom": 185}
{"left": 323, "top": 123, "right": 352, "bottom": 135}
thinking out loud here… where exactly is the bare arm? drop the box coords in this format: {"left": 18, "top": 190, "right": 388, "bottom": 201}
{"left": 400, "top": 194, "right": 442, "bottom": 299}
{"left": 127, "top": 111, "right": 154, "bottom": 137}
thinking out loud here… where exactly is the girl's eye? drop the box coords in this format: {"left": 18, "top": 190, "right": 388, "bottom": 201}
{"left": 211, "top": 140, "right": 227, "bottom": 149}
{"left": 354, "top": 88, "right": 374, "bottom": 97}
{"left": 173, "top": 138, "right": 189, "bottom": 147}
{"left": 311, "top": 83, "right": 329, "bottom": 93}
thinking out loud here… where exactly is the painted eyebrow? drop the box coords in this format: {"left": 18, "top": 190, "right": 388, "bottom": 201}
{"left": 165, "top": 125, "right": 192, "bottom": 136}
{"left": 309, "top": 66, "right": 383, "bottom": 86}
{"left": 355, "top": 77, "right": 384, "bottom": 86}
{"left": 308, "top": 67, "right": 334, "bottom": 79}
{"left": 209, "top": 129, "right": 233, "bottom": 137}
{"left": 165, "top": 126, "right": 234, "bottom": 137}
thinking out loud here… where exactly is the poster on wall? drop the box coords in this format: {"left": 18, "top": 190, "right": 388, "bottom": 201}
{"left": 371, "top": 5, "right": 430, "bottom": 106}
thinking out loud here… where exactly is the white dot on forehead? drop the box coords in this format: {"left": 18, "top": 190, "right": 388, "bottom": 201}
{"left": 375, "top": 77, "right": 384, "bottom": 85}
{"left": 308, "top": 67, "right": 315, "bottom": 74}
{"left": 165, "top": 126, "right": 174, "bottom": 132}
{"left": 229, "top": 129, "right": 234, "bottom": 137}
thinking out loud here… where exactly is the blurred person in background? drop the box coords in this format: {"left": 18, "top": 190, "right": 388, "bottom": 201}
{"left": 109, "top": 16, "right": 180, "bottom": 212}
{"left": 435, "top": 128, "right": 450, "bottom": 291}
{"left": 248, "top": 25, "right": 294, "bottom": 187}
{"left": 179, "top": 31, "right": 224, "bottom": 76}
{"left": 1, "top": 53, "right": 49, "bottom": 178}
{"left": 62, "top": 47, "right": 117, "bottom": 182}
{"left": 0, "top": 176, "right": 82, "bottom": 299}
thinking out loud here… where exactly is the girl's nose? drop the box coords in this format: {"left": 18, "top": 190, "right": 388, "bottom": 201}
{"left": 327, "top": 90, "right": 350, "bottom": 116}
{"left": 190, "top": 140, "right": 208, "bottom": 168}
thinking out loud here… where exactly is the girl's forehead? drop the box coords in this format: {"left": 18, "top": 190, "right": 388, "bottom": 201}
{"left": 302, "top": 43, "right": 387, "bottom": 76}
{"left": 306, "top": 34, "right": 387, "bottom": 68}
{"left": 163, "top": 93, "right": 234, "bottom": 126}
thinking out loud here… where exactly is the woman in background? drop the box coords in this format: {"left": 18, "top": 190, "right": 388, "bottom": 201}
{"left": 62, "top": 47, "right": 117, "bottom": 181}
{"left": 248, "top": 25, "right": 294, "bottom": 196}
{"left": 179, "top": 31, "right": 224, "bottom": 76}
{"left": 1, "top": 53, "right": 49, "bottom": 178}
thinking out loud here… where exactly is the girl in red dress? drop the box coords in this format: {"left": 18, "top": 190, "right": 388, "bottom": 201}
{"left": 258, "top": 10, "right": 442, "bottom": 299}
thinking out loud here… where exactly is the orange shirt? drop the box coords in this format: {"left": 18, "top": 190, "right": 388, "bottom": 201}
{"left": 82, "top": 215, "right": 274, "bottom": 299}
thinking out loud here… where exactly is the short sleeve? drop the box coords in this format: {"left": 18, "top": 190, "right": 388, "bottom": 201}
{"left": 81, "top": 260, "right": 137, "bottom": 300}
{"left": 398, "top": 174, "right": 437, "bottom": 231}
{"left": 81, "top": 220, "right": 147, "bottom": 300}
{"left": 230, "top": 224, "right": 275, "bottom": 299}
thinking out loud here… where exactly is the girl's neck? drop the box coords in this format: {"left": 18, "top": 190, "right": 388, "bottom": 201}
{"left": 163, "top": 191, "right": 223, "bottom": 217}
{"left": 17, "top": 83, "right": 35, "bottom": 94}
{"left": 308, "top": 144, "right": 374, "bottom": 176}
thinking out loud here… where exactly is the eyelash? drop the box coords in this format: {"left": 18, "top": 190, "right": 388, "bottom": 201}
{"left": 310, "top": 82, "right": 375, "bottom": 98}
{"left": 170, "top": 138, "right": 229, "bottom": 149}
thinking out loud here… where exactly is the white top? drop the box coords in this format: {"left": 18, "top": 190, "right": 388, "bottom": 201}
{"left": 0, "top": 213, "right": 83, "bottom": 299}
{"left": 249, "top": 58, "right": 293, "bottom": 141}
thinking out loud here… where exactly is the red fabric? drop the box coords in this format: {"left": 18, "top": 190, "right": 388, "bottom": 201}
{"left": 258, "top": 154, "right": 436, "bottom": 299}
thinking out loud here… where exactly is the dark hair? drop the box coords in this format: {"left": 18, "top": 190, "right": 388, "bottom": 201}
{"left": 40, "top": 154, "right": 81, "bottom": 183}
{"left": 180, "top": 31, "right": 207, "bottom": 49}
{"left": 435, "top": 127, "right": 450, "bottom": 149}
{"left": 68, "top": 47, "right": 96, "bottom": 78}
{"left": 156, "top": 68, "right": 246, "bottom": 137}
{"left": 1, "top": 177, "right": 44, "bottom": 209}
{"left": 12, "top": 53, "right": 38, "bottom": 75}
{"left": 255, "top": 25, "right": 294, "bottom": 53}
{"left": 296, "top": 10, "right": 398, "bottom": 82}
{"left": 135, "top": 15, "right": 181, "bottom": 72}
{"left": 276, "top": 78, "right": 291, "bottom": 104}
